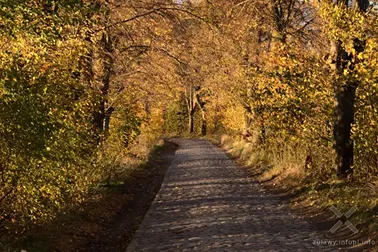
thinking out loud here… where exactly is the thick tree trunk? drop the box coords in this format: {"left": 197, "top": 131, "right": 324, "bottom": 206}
{"left": 334, "top": 83, "right": 356, "bottom": 176}
{"left": 332, "top": 0, "right": 368, "bottom": 177}
{"left": 332, "top": 38, "right": 356, "bottom": 177}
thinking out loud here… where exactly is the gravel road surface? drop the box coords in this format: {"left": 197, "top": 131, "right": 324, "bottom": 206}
{"left": 126, "top": 139, "right": 336, "bottom": 252}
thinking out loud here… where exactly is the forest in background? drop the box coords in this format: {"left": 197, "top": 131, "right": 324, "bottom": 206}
{"left": 1, "top": 0, "right": 378, "bottom": 243}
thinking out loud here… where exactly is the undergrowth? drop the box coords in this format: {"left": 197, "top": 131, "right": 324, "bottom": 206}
{"left": 217, "top": 134, "right": 378, "bottom": 242}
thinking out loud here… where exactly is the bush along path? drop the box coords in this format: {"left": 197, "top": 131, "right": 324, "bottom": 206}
{"left": 126, "top": 139, "right": 347, "bottom": 252}
{"left": 12, "top": 140, "right": 178, "bottom": 252}
{"left": 82, "top": 140, "right": 179, "bottom": 252}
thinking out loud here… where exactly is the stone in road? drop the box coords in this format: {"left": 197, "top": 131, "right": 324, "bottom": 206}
{"left": 126, "top": 139, "right": 333, "bottom": 251}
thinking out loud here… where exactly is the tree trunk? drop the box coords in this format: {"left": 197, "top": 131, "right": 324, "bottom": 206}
{"left": 242, "top": 105, "right": 253, "bottom": 139}
{"left": 334, "top": 83, "right": 356, "bottom": 176}
{"left": 186, "top": 85, "right": 196, "bottom": 134}
{"left": 195, "top": 91, "right": 206, "bottom": 136}
{"left": 96, "top": 3, "right": 114, "bottom": 135}
{"left": 104, "top": 106, "right": 114, "bottom": 134}
{"left": 260, "top": 116, "right": 266, "bottom": 144}
{"left": 95, "top": 100, "right": 106, "bottom": 132}
{"left": 101, "top": 30, "right": 114, "bottom": 134}
{"left": 188, "top": 110, "right": 195, "bottom": 134}
{"left": 200, "top": 109, "right": 206, "bottom": 136}
{"left": 332, "top": 0, "right": 368, "bottom": 177}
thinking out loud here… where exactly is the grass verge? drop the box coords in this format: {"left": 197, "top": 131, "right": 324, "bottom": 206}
{"left": 2, "top": 139, "right": 178, "bottom": 252}
{"left": 214, "top": 134, "right": 378, "bottom": 251}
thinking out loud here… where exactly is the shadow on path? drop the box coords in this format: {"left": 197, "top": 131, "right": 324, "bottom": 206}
{"left": 126, "top": 139, "right": 337, "bottom": 252}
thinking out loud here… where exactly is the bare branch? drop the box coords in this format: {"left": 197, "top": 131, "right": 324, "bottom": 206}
{"left": 94, "top": 7, "right": 211, "bottom": 34}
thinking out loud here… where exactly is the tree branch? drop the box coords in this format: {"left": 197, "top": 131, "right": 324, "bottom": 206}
{"left": 94, "top": 7, "right": 210, "bottom": 34}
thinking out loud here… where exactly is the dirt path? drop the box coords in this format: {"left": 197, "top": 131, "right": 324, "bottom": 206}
{"left": 126, "top": 139, "right": 337, "bottom": 251}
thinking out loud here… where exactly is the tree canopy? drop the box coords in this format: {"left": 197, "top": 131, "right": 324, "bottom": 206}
{"left": 1, "top": 0, "right": 378, "bottom": 236}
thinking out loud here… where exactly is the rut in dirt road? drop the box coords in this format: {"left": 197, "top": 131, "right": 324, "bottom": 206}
{"left": 126, "top": 139, "right": 334, "bottom": 251}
